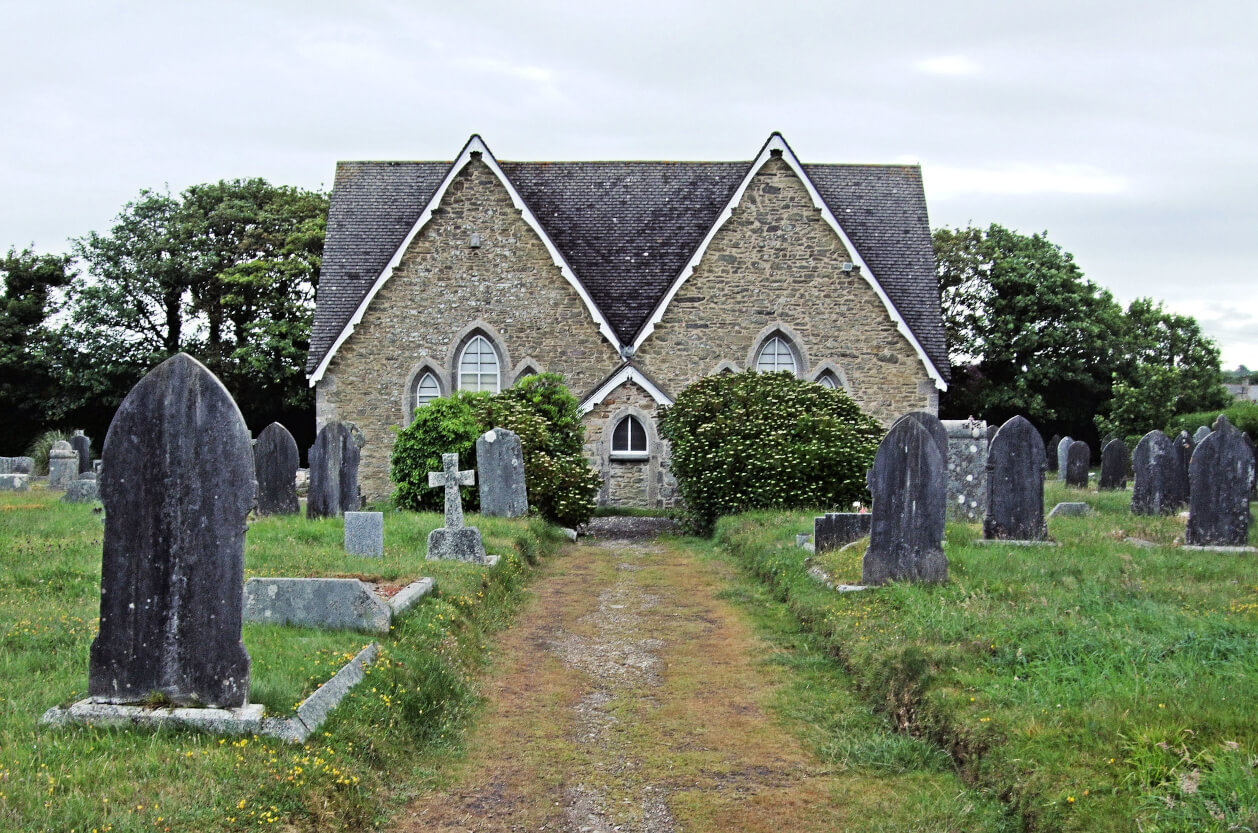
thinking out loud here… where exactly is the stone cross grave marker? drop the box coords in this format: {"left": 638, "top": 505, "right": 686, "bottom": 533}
{"left": 984, "top": 415, "right": 1048, "bottom": 541}
{"left": 1056, "top": 436, "right": 1073, "bottom": 480}
{"left": 427, "top": 453, "right": 488, "bottom": 562}
{"left": 88, "top": 353, "right": 254, "bottom": 707}
{"left": 1065, "top": 441, "right": 1090, "bottom": 488}
{"left": 48, "top": 440, "right": 78, "bottom": 489}
{"left": 1193, "top": 425, "right": 1212, "bottom": 445}
{"left": 1099, "top": 438, "right": 1130, "bottom": 490}
{"left": 476, "top": 427, "right": 528, "bottom": 518}
{"left": 862, "top": 416, "right": 947, "bottom": 585}
{"left": 70, "top": 431, "right": 91, "bottom": 474}
{"left": 307, "top": 421, "right": 362, "bottom": 519}
{"left": 1046, "top": 434, "right": 1062, "bottom": 472}
{"left": 1186, "top": 415, "right": 1254, "bottom": 547}
{"left": 254, "top": 422, "right": 299, "bottom": 516}
{"left": 1132, "top": 430, "right": 1177, "bottom": 515}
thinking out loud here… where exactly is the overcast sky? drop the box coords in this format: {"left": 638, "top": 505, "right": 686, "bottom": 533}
{"left": 3, "top": 0, "right": 1255, "bottom": 368}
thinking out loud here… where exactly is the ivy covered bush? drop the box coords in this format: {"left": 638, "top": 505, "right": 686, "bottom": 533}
{"left": 390, "top": 374, "right": 599, "bottom": 528}
{"left": 659, "top": 370, "right": 883, "bottom": 533}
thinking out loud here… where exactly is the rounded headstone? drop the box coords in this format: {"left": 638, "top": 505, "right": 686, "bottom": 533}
{"left": 254, "top": 422, "right": 300, "bottom": 516}
{"left": 1065, "top": 441, "right": 1090, "bottom": 488}
{"left": 1131, "top": 430, "right": 1176, "bottom": 515}
{"left": 1186, "top": 416, "right": 1254, "bottom": 546}
{"left": 1057, "top": 436, "right": 1074, "bottom": 480}
{"left": 862, "top": 417, "right": 947, "bottom": 585}
{"left": 307, "top": 421, "right": 363, "bottom": 519}
{"left": 70, "top": 432, "right": 92, "bottom": 474}
{"left": 984, "top": 415, "right": 1048, "bottom": 540}
{"left": 898, "top": 411, "right": 949, "bottom": 460}
{"left": 1046, "top": 434, "right": 1062, "bottom": 472}
{"left": 1099, "top": 438, "right": 1130, "bottom": 490}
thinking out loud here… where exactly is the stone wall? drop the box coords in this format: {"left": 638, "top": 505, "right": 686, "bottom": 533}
{"left": 632, "top": 155, "right": 937, "bottom": 427}
{"left": 317, "top": 158, "right": 621, "bottom": 501}
{"left": 581, "top": 380, "right": 678, "bottom": 509}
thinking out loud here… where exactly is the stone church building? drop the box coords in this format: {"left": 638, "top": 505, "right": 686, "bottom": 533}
{"left": 306, "top": 134, "right": 949, "bottom": 507}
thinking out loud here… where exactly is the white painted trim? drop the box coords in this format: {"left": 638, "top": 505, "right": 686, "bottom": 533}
{"left": 309, "top": 135, "right": 621, "bottom": 386}
{"left": 578, "top": 365, "right": 673, "bottom": 416}
{"left": 629, "top": 133, "right": 947, "bottom": 391}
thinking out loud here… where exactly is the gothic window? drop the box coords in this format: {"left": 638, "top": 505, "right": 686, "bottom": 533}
{"left": 611, "top": 415, "right": 649, "bottom": 459}
{"left": 514, "top": 363, "right": 541, "bottom": 384}
{"left": 816, "top": 371, "right": 838, "bottom": 389}
{"left": 755, "top": 335, "right": 798, "bottom": 374}
{"left": 414, "top": 371, "right": 442, "bottom": 407}
{"left": 458, "top": 334, "right": 501, "bottom": 393}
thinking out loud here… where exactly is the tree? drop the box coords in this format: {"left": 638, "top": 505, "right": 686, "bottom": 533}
{"left": 0, "top": 248, "right": 72, "bottom": 452}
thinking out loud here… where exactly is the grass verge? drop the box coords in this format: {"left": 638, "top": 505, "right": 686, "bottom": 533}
{"left": 713, "top": 480, "right": 1258, "bottom": 833}
{"left": 0, "top": 486, "right": 564, "bottom": 832}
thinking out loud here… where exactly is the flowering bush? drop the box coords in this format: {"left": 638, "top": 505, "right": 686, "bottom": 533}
{"left": 659, "top": 370, "right": 882, "bottom": 533}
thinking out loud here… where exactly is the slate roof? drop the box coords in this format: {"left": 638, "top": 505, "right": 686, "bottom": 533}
{"left": 307, "top": 152, "right": 948, "bottom": 382}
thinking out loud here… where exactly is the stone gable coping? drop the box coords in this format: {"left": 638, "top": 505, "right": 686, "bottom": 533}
{"left": 578, "top": 364, "right": 673, "bottom": 416}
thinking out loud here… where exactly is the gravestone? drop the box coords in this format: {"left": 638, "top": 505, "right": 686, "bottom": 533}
{"left": 344, "top": 511, "right": 384, "bottom": 557}
{"left": 1193, "top": 425, "right": 1212, "bottom": 445}
{"left": 0, "top": 474, "right": 29, "bottom": 491}
{"left": 307, "top": 421, "right": 362, "bottom": 519}
{"left": 902, "top": 411, "right": 948, "bottom": 459}
{"left": 942, "top": 418, "right": 988, "bottom": 522}
{"left": 0, "top": 456, "right": 34, "bottom": 475}
{"left": 62, "top": 478, "right": 100, "bottom": 503}
{"left": 1099, "top": 438, "right": 1130, "bottom": 490}
{"left": 1065, "top": 441, "right": 1090, "bottom": 488}
{"left": 427, "top": 453, "right": 488, "bottom": 562}
{"left": 1100, "top": 432, "right": 1119, "bottom": 451}
{"left": 862, "top": 417, "right": 947, "bottom": 585}
{"left": 1056, "top": 436, "right": 1073, "bottom": 479}
{"left": 476, "top": 427, "right": 528, "bottom": 518}
{"left": 984, "top": 415, "right": 1048, "bottom": 540}
{"left": 1131, "top": 430, "right": 1177, "bottom": 515}
{"left": 1169, "top": 431, "right": 1194, "bottom": 509}
{"left": 71, "top": 431, "right": 92, "bottom": 474}
{"left": 1243, "top": 433, "right": 1258, "bottom": 496}
{"left": 89, "top": 353, "right": 254, "bottom": 707}
{"left": 254, "top": 422, "right": 299, "bottom": 516}
{"left": 814, "top": 512, "right": 873, "bottom": 552}
{"left": 48, "top": 441, "right": 78, "bottom": 489}
{"left": 1186, "top": 416, "right": 1254, "bottom": 547}
{"left": 1046, "top": 435, "right": 1062, "bottom": 472}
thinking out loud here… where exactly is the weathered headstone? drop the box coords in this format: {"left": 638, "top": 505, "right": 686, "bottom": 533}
{"left": 1056, "top": 436, "right": 1073, "bottom": 479}
{"left": 862, "top": 417, "right": 947, "bottom": 585}
{"left": 1243, "top": 432, "right": 1258, "bottom": 496}
{"left": 1046, "top": 434, "right": 1062, "bottom": 472}
{"left": 984, "top": 415, "right": 1048, "bottom": 540}
{"left": 0, "top": 456, "right": 34, "bottom": 474}
{"left": 89, "top": 353, "right": 254, "bottom": 707}
{"left": 307, "top": 421, "right": 362, "bottom": 519}
{"left": 1065, "top": 441, "right": 1090, "bottom": 488}
{"left": 1193, "top": 425, "right": 1212, "bottom": 445}
{"left": 1099, "top": 438, "right": 1130, "bottom": 490}
{"left": 1169, "top": 431, "right": 1194, "bottom": 509}
{"left": 427, "top": 453, "right": 488, "bottom": 563}
{"left": 902, "top": 411, "right": 948, "bottom": 459}
{"left": 476, "top": 427, "right": 528, "bottom": 518}
{"left": 71, "top": 431, "right": 92, "bottom": 474}
{"left": 0, "top": 474, "right": 29, "bottom": 491}
{"left": 62, "top": 478, "right": 100, "bottom": 503}
{"left": 1100, "top": 433, "right": 1119, "bottom": 451}
{"left": 48, "top": 441, "right": 78, "bottom": 489}
{"left": 1186, "top": 416, "right": 1254, "bottom": 547}
{"left": 814, "top": 512, "right": 872, "bottom": 552}
{"left": 345, "top": 511, "right": 384, "bottom": 557}
{"left": 1131, "top": 430, "right": 1178, "bottom": 515}
{"left": 942, "top": 418, "right": 987, "bottom": 522}
{"left": 254, "top": 422, "right": 299, "bottom": 516}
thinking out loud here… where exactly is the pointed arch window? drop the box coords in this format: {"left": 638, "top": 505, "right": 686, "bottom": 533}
{"left": 611, "top": 415, "right": 649, "bottom": 459}
{"left": 458, "top": 335, "right": 501, "bottom": 393}
{"left": 816, "top": 372, "right": 838, "bottom": 390}
{"left": 414, "top": 371, "right": 442, "bottom": 408}
{"left": 755, "top": 335, "right": 797, "bottom": 374}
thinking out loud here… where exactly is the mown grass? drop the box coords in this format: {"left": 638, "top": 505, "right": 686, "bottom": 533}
{"left": 0, "top": 486, "right": 564, "bottom": 832}
{"left": 714, "top": 479, "right": 1258, "bottom": 832}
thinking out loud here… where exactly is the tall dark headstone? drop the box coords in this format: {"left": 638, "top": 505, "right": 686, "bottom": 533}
{"left": 254, "top": 422, "right": 300, "bottom": 516}
{"left": 88, "top": 353, "right": 254, "bottom": 707}
{"left": 902, "top": 411, "right": 948, "bottom": 459}
{"left": 1057, "top": 436, "right": 1073, "bottom": 480}
{"left": 984, "top": 415, "right": 1048, "bottom": 540}
{"left": 1065, "top": 441, "right": 1090, "bottom": 488}
{"left": 1186, "top": 416, "right": 1254, "bottom": 546}
{"left": 70, "top": 431, "right": 92, "bottom": 474}
{"left": 476, "top": 427, "right": 528, "bottom": 518}
{"left": 307, "top": 422, "right": 362, "bottom": 519}
{"left": 862, "top": 417, "right": 947, "bottom": 585}
{"left": 1099, "top": 438, "right": 1130, "bottom": 490}
{"left": 1131, "top": 430, "right": 1177, "bottom": 515}
{"left": 1169, "top": 431, "right": 1194, "bottom": 509}
{"left": 1046, "top": 434, "right": 1062, "bottom": 472}
{"left": 1243, "top": 432, "right": 1258, "bottom": 497}
{"left": 814, "top": 512, "right": 873, "bottom": 552}
{"left": 1193, "top": 425, "right": 1212, "bottom": 445}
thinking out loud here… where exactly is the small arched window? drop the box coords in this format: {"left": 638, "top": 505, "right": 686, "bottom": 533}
{"left": 414, "top": 371, "right": 442, "bottom": 408}
{"left": 815, "top": 372, "right": 838, "bottom": 390}
{"left": 755, "top": 335, "right": 797, "bottom": 374}
{"left": 458, "top": 335, "right": 500, "bottom": 393}
{"left": 611, "top": 415, "right": 649, "bottom": 459}
{"left": 514, "top": 364, "right": 540, "bottom": 385}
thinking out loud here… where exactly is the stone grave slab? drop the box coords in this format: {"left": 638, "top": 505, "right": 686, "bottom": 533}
{"left": 477, "top": 427, "right": 528, "bottom": 517}
{"left": 862, "top": 416, "right": 947, "bottom": 585}
{"left": 345, "top": 511, "right": 384, "bottom": 556}
{"left": 244, "top": 578, "right": 391, "bottom": 633}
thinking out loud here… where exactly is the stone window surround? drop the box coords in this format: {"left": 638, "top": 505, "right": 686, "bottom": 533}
{"left": 610, "top": 413, "right": 650, "bottom": 460}
{"left": 511, "top": 358, "right": 545, "bottom": 385}
{"left": 746, "top": 323, "right": 809, "bottom": 378}
{"left": 710, "top": 360, "right": 740, "bottom": 375}
{"left": 402, "top": 358, "right": 446, "bottom": 425}
{"left": 446, "top": 320, "right": 512, "bottom": 395}
{"left": 810, "top": 360, "right": 852, "bottom": 393}
{"left": 604, "top": 405, "right": 659, "bottom": 465}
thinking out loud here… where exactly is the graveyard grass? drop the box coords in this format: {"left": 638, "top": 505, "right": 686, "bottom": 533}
{"left": 716, "top": 479, "right": 1258, "bottom": 832}
{"left": 0, "top": 485, "right": 564, "bottom": 832}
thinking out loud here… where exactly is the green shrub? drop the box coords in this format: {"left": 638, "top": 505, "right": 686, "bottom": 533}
{"left": 498, "top": 373, "right": 585, "bottom": 456}
{"left": 24, "top": 429, "right": 68, "bottom": 476}
{"left": 659, "top": 370, "right": 883, "bottom": 533}
{"left": 390, "top": 392, "right": 486, "bottom": 512}
{"left": 1166, "top": 401, "right": 1258, "bottom": 438}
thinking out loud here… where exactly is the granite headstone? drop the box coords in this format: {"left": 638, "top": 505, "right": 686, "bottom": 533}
{"left": 902, "top": 411, "right": 948, "bottom": 459}
{"left": 1169, "top": 431, "right": 1194, "bottom": 510}
{"left": 984, "top": 415, "right": 1048, "bottom": 540}
{"left": 254, "top": 422, "right": 299, "bottom": 516}
{"left": 344, "top": 511, "right": 384, "bottom": 557}
{"left": 1065, "top": 441, "right": 1090, "bottom": 488}
{"left": 1193, "top": 425, "right": 1212, "bottom": 445}
{"left": 476, "top": 427, "right": 528, "bottom": 518}
{"left": 862, "top": 417, "right": 947, "bottom": 585}
{"left": 307, "top": 421, "right": 362, "bottom": 519}
{"left": 942, "top": 418, "right": 988, "bottom": 522}
{"left": 1186, "top": 416, "right": 1254, "bottom": 547}
{"left": 1131, "top": 430, "right": 1177, "bottom": 515}
{"left": 71, "top": 431, "right": 92, "bottom": 474}
{"left": 1099, "top": 438, "right": 1130, "bottom": 490}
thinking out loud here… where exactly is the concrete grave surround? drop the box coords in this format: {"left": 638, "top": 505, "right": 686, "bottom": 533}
{"left": 1065, "top": 441, "right": 1091, "bottom": 489}
{"left": 307, "top": 421, "right": 362, "bottom": 519}
{"left": 88, "top": 353, "right": 254, "bottom": 708}
{"left": 862, "top": 416, "right": 947, "bottom": 585}
{"left": 1056, "top": 437, "right": 1073, "bottom": 480}
{"left": 941, "top": 418, "right": 987, "bottom": 522}
{"left": 1048, "top": 501, "right": 1090, "bottom": 518}
{"left": 427, "top": 453, "right": 491, "bottom": 563}
{"left": 814, "top": 512, "right": 873, "bottom": 553}
{"left": 243, "top": 577, "right": 434, "bottom": 634}
{"left": 71, "top": 431, "right": 91, "bottom": 474}
{"left": 984, "top": 415, "right": 1048, "bottom": 541}
{"left": 0, "top": 456, "right": 34, "bottom": 475}
{"left": 1132, "top": 430, "right": 1179, "bottom": 515}
{"left": 1045, "top": 435, "right": 1062, "bottom": 472}
{"left": 48, "top": 440, "right": 77, "bottom": 489}
{"left": 1099, "top": 438, "right": 1130, "bottom": 490}
{"left": 254, "top": 422, "right": 300, "bottom": 516}
{"left": 344, "top": 511, "right": 384, "bottom": 557}
{"left": 476, "top": 427, "right": 528, "bottom": 518}
{"left": 1186, "top": 415, "right": 1254, "bottom": 547}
